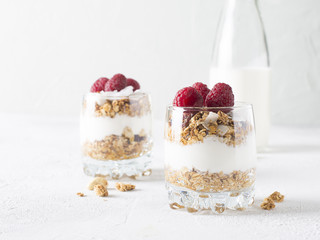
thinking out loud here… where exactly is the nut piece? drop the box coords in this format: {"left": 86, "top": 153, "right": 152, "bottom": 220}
{"left": 139, "top": 129, "right": 146, "bottom": 137}
{"left": 122, "top": 126, "right": 134, "bottom": 142}
{"left": 269, "top": 191, "right": 284, "bottom": 203}
{"left": 88, "top": 177, "right": 108, "bottom": 190}
{"left": 76, "top": 192, "right": 85, "bottom": 197}
{"left": 115, "top": 182, "right": 135, "bottom": 192}
{"left": 260, "top": 198, "right": 275, "bottom": 210}
{"left": 94, "top": 184, "right": 108, "bottom": 197}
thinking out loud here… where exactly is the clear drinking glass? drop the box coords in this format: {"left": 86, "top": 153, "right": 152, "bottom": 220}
{"left": 164, "top": 103, "right": 256, "bottom": 213}
{"left": 80, "top": 92, "right": 153, "bottom": 179}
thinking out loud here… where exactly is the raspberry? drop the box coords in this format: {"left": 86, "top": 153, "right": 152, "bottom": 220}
{"left": 105, "top": 73, "right": 127, "bottom": 92}
{"left": 205, "top": 83, "right": 234, "bottom": 107}
{"left": 90, "top": 77, "right": 109, "bottom": 93}
{"left": 126, "top": 78, "right": 140, "bottom": 91}
{"left": 192, "top": 82, "right": 210, "bottom": 102}
{"left": 173, "top": 87, "right": 203, "bottom": 107}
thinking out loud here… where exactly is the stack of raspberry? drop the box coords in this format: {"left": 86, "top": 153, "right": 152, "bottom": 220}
{"left": 90, "top": 73, "right": 140, "bottom": 93}
{"left": 173, "top": 82, "right": 234, "bottom": 108}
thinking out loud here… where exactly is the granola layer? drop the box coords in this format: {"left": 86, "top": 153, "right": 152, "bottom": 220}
{"left": 82, "top": 127, "right": 152, "bottom": 160}
{"left": 165, "top": 167, "right": 255, "bottom": 192}
{"left": 84, "top": 94, "right": 151, "bottom": 118}
{"left": 166, "top": 110, "right": 252, "bottom": 146}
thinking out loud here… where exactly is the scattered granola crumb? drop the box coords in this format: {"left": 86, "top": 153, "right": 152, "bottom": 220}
{"left": 88, "top": 177, "right": 108, "bottom": 190}
{"left": 269, "top": 191, "right": 284, "bottom": 203}
{"left": 94, "top": 184, "right": 108, "bottom": 197}
{"left": 76, "top": 192, "right": 85, "bottom": 197}
{"left": 260, "top": 198, "right": 275, "bottom": 210}
{"left": 115, "top": 182, "right": 135, "bottom": 192}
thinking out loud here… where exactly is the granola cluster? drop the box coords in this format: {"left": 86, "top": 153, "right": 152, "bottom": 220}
{"left": 260, "top": 197, "right": 275, "bottom": 210}
{"left": 94, "top": 184, "right": 109, "bottom": 197}
{"left": 82, "top": 127, "right": 151, "bottom": 161}
{"left": 88, "top": 177, "right": 108, "bottom": 190}
{"left": 260, "top": 191, "right": 285, "bottom": 210}
{"left": 83, "top": 177, "right": 136, "bottom": 198}
{"left": 76, "top": 192, "right": 85, "bottom": 197}
{"left": 165, "top": 167, "right": 255, "bottom": 192}
{"left": 115, "top": 182, "right": 136, "bottom": 192}
{"left": 88, "top": 95, "right": 151, "bottom": 118}
{"left": 269, "top": 191, "right": 285, "bottom": 203}
{"left": 166, "top": 110, "right": 252, "bottom": 146}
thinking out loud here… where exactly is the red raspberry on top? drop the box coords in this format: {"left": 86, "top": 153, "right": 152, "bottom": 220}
{"left": 205, "top": 83, "right": 234, "bottom": 107}
{"left": 105, "top": 73, "right": 127, "bottom": 92}
{"left": 90, "top": 77, "right": 109, "bottom": 93}
{"left": 192, "top": 82, "right": 210, "bottom": 102}
{"left": 126, "top": 78, "right": 140, "bottom": 91}
{"left": 173, "top": 87, "right": 203, "bottom": 107}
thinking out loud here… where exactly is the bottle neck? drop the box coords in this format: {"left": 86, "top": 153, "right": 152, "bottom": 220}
{"left": 211, "top": 0, "right": 269, "bottom": 69}
{"left": 226, "top": 0, "right": 257, "bottom": 6}
{"left": 223, "top": 0, "right": 259, "bottom": 20}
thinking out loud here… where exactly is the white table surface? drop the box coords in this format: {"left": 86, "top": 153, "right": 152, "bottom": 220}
{"left": 1, "top": 113, "right": 320, "bottom": 240}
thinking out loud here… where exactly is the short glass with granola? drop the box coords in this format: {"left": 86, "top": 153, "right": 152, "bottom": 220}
{"left": 164, "top": 82, "right": 256, "bottom": 213}
{"left": 81, "top": 74, "right": 152, "bottom": 178}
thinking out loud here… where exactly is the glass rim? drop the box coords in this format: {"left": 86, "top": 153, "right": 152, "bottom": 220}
{"left": 167, "top": 101, "right": 253, "bottom": 110}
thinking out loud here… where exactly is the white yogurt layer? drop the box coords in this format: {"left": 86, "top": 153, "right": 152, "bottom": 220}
{"left": 80, "top": 113, "right": 152, "bottom": 143}
{"left": 165, "top": 134, "right": 256, "bottom": 173}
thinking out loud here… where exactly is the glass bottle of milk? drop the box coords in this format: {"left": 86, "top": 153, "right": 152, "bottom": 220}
{"left": 209, "top": 0, "right": 270, "bottom": 152}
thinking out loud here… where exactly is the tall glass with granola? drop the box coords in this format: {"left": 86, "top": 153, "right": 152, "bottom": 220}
{"left": 164, "top": 82, "right": 256, "bottom": 213}
{"left": 81, "top": 74, "right": 152, "bottom": 178}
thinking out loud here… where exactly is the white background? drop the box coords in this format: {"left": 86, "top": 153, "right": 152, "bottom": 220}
{"left": 0, "top": 0, "right": 320, "bottom": 124}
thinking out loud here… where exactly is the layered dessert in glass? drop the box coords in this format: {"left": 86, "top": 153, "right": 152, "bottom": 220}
{"left": 164, "top": 82, "right": 256, "bottom": 213}
{"left": 81, "top": 74, "right": 152, "bottom": 178}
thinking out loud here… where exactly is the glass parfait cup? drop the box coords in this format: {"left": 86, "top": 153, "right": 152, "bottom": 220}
{"left": 80, "top": 92, "right": 153, "bottom": 179}
{"left": 164, "top": 102, "right": 256, "bottom": 213}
